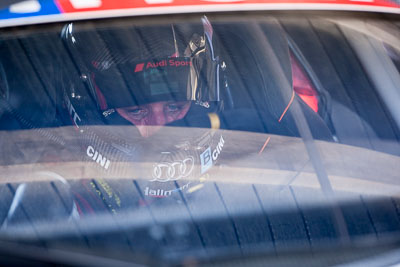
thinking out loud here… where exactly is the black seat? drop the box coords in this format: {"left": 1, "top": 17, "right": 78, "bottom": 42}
{"left": 213, "top": 21, "right": 334, "bottom": 141}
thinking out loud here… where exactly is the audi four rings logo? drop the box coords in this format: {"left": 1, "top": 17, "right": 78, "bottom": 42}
{"left": 151, "top": 157, "right": 194, "bottom": 182}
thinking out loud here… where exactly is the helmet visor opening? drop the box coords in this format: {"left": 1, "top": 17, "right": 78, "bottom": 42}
{"left": 92, "top": 56, "right": 219, "bottom": 109}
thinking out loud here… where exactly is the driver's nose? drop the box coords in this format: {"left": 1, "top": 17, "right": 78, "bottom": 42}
{"left": 137, "top": 103, "right": 167, "bottom": 138}
{"left": 148, "top": 103, "right": 167, "bottom": 126}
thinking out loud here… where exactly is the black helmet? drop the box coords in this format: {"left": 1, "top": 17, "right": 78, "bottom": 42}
{"left": 61, "top": 16, "right": 227, "bottom": 115}
{"left": 59, "top": 16, "right": 228, "bottom": 199}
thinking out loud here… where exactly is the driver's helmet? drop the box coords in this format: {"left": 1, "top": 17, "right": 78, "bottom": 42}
{"left": 59, "top": 16, "right": 229, "bottom": 199}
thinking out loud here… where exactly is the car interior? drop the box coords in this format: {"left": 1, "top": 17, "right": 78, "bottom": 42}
{"left": 0, "top": 14, "right": 400, "bottom": 266}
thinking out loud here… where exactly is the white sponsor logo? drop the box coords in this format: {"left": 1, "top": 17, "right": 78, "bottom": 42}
{"left": 69, "top": 0, "right": 102, "bottom": 9}
{"left": 102, "top": 109, "right": 115, "bottom": 117}
{"left": 9, "top": 0, "right": 41, "bottom": 14}
{"left": 87, "top": 145, "right": 111, "bottom": 170}
{"left": 144, "top": 0, "right": 173, "bottom": 4}
{"left": 212, "top": 135, "right": 225, "bottom": 161}
{"left": 200, "top": 147, "right": 212, "bottom": 174}
{"left": 144, "top": 183, "right": 189, "bottom": 198}
{"left": 151, "top": 157, "right": 194, "bottom": 182}
{"left": 200, "top": 136, "right": 225, "bottom": 174}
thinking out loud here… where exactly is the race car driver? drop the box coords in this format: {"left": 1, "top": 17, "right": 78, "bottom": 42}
{"left": 60, "top": 16, "right": 230, "bottom": 213}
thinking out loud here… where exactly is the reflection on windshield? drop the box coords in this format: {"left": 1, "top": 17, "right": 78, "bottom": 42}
{"left": 0, "top": 14, "right": 400, "bottom": 265}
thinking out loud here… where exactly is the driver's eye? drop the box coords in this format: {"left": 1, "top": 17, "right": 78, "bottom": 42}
{"left": 129, "top": 108, "right": 143, "bottom": 114}
{"left": 166, "top": 103, "right": 182, "bottom": 113}
{"left": 128, "top": 108, "right": 148, "bottom": 119}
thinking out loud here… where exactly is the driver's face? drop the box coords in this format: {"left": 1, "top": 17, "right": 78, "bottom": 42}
{"left": 116, "top": 101, "right": 191, "bottom": 138}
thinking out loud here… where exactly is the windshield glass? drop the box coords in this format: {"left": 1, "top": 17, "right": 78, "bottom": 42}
{"left": 0, "top": 13, "right": 400, "bottom": 266}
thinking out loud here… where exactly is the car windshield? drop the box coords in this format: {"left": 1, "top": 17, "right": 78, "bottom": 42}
{"left": 0, "top": 12, "right": 400, "bottom": 266}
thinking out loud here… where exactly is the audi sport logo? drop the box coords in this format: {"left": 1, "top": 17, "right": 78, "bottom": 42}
{"left": 151, "top": 156, "right": 194, "bottom": 182}
{"left": 134, "top": 59, "right": 192, "bottom": 72}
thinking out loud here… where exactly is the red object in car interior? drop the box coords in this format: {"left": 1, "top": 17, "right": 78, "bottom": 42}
{"left": 290, "top": 52, "right": 319, "bottom": 113}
